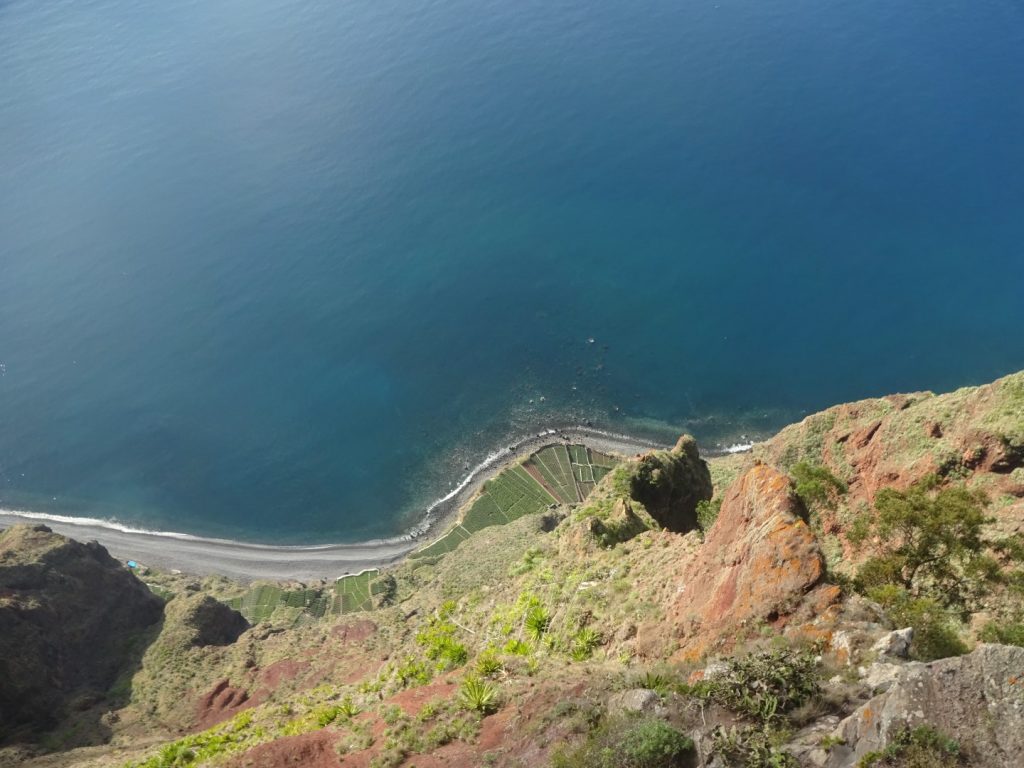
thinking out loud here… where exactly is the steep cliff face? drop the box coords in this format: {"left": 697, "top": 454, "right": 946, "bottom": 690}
{"left": 0, "top": 525, "right": 164, "bottom": 740}
{"left": 758, "top": 371, "right": 1024, "bottom": 517}
{"left": 668, "top": 463, "right": 838, "bottom": 658}
{"left": 625, "top": 435, "right": 714, "bottom": 533}
{"left": 3, "top": 373, "right": 1024, "bottom": 768}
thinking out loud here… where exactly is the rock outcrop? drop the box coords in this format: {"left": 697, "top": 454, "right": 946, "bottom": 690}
{"left": 822, "top": 644, "right": 1024, "bottom": 767}
{"left": 628, "top": 435, "right": 713, "bottom": 532}
{"left": 0, "top": 524, "right": 164, "bottom": 739}
{"left": 166, "top": 593, "right": 249, "bottom": 648}
{"left": 668, "top": 464, "right": 836, "bottom": 658}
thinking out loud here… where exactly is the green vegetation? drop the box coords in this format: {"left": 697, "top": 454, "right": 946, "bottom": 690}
{"left": 979, "top": 617, "right": 1024, "bottom": 647}
{"left": 790, "top": 462, "right": 847, "bottom": 511}
{"left": 223, "top": 570, "right": 388, "bottom": 625}
{"left": 864, "top": 587, "right": 968, "bottom": 661}
{"left": 694, "top": 646, "right": 821, "bottom": 723}
{"left": 524, "top": 602, "right": 551, "bottom": 644}
{"left": 858, "top": 726, "right": 962, "bottom": 767}
{"left": 569, "top": 627, "right": 602, "bottom": 660}
{"left": 459, "top": 676, "right": 499, "bottom": 714}
{"left": 849, "top": 477, "right": 1024, "bottom": 659}
{"left": 696, "top": 496, "right": 722, "bottom": 533}
{"left": 551, "top": 716, "right": 694, "bottom": 768}
{"left": 682, "top": 647, "right": 820, "bottom": 767}
{"left": 416, "top": 601, "right": 469, "bottom": 670}
{"left": 711, "top": 725, "right": 797, "bottom": 768}
{"left": 412, "top": 445, "right": 621, "bottom": 560}
{"left": 126, "top": 710, "right": 260, "bottom": 768}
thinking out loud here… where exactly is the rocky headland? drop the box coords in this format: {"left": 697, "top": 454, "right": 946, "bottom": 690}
{"left": 1, "top": 371, "right": 1022, "bottom": 768}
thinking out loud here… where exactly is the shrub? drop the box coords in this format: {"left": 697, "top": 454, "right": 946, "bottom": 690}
{"left": 696, "top": 497, "right": 722, "bottom": 533}
{"left": 617, "top": 719, "right": 694, "bottom": 768}
{"left": 692, "top": 647, "right": 821, "bottom": 723}
{"left": 474, "top": 648, "right": 504, "bottom": 677}
{"left": 711, "top": 725, "right": 797, "bottom": 768}
{"left": 459, "top": 677, "right": 499, "bottom": 715}
{"left": 315, "top": 705, "right": 343, "bottom": 727}
{"left": 551, "top": 716, "right": 693, "bottom": 768}
{"left": 850, "top": 480, "right": 1005, "bottom": 612}
{"left": 394, "top": 656, "right": 432, "bottom": 687}
{"left": 866, "top": 586, "right": 969, "bottom": 661}
{"left": 631, "top": 670, "right": 676, "bottom": 697}
{"left": 858, "top": 725, "right": 962, "bottom": 767}
{"left": 570, "top": 628, "right": 602, "bottom": 661}
{"left": 524, "top": 604, "right": 551, "bottom": 644}
{"left": 336, "top": 694, "right": 361, "bottom": 719}
{"left": 503, "top": 638, "right": 531, "bottom": 656}
{"left": 416, "top": 605, "right": 469, "bottom": 670}
{"left": 979, "top": 618, "right": 1024, "bottom": 647}
{"left": 790, "top": 462, "right": 847, "bottom": 511}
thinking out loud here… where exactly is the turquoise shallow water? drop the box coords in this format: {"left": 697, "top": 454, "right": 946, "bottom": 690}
{"left": 1, "top": 0, "right": 1022, "bottom": 542}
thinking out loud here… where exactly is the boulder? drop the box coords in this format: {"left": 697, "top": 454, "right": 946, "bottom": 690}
{"left": 668, "top": 464, "right": 833, "bottom": 658}
{"left": 870, "top": 627, "right": 913, "bottom": 660}
{"left": 607, "top": 688, "right": 662, "bottom": 716}
{"left": 825, "top": 644, "right": 1024, "bottom": 767}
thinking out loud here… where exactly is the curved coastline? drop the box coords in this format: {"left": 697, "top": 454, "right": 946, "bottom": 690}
{"left": 0, "top": 426, "right": 748, "bottom": 581}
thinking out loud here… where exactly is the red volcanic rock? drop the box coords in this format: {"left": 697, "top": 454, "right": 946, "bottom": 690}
{"left": 223, "top": 730, "right": 341, "bottom": 768}
{"left": 195, "top": 678, "right": 252, "bottom": 730}
{"left": 668, "top": 464, "right": 830, "bottom": 659}
{"left": 330, "top": 619, "right": 377, "bottom": 645}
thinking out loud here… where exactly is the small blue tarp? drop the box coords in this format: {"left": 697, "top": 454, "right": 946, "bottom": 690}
{"left": 127, "top": 560, "right": 138, "bottom": 568}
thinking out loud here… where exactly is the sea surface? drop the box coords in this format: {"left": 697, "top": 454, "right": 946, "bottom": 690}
{"left": 1, "top": 0, "right": 1023, "bottom": 542}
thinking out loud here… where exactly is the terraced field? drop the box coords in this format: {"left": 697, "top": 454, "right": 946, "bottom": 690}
{"left": 411, "top": 443, "right": 621, "bottom": 561}
{"left": 332, "top": 570, "right": 383, "bottom": 614}
{"left": 226, "top": 570, "right": 381, "bottom": 624}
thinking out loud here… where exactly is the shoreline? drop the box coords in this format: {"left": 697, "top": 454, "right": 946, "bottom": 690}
{"left": 0, "top": 426, "right": 749, "bottom": 581}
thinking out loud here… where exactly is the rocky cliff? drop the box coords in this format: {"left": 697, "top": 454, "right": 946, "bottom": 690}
{"left": 0, "top": 525, "right": 164, "bottom": 741}
{"left": 1, "top": 371, "right": 1023, "bottom": 768}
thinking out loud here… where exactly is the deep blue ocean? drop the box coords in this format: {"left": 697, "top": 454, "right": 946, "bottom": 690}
{"left": 1, "top": 0, "right": 1022, "bottom": 542}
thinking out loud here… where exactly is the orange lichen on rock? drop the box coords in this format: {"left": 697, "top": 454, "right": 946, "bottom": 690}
{"left": 668, "top": 464, "right": 833, "bottom": 658}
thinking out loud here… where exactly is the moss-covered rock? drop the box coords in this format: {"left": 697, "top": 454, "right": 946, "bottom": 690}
{"left": 0, "top": 525, "right": 164, "bottom": 740}
{"left": 626, "top": 435, "right": 713, "bottom": 533}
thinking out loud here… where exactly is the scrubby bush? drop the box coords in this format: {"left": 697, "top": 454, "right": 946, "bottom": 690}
{"left": 474, "top": 648, "right": 504, "bottom": 677}
{"left": 865, "top": 586, "right": 968, "bottom": 661}
{"left": 691, "top": 646, "right": 821, "bottom": 723}
{"left": 569, "top": 628, "right": 602, "bottom": 661}
{"left": 696, "top": 497, "right": 722, "bottom": 533}
{"left": 524, "top": 603, "right": 551, "bottom": 644}
{"left": 416, "top": 602, "right": 469, "bottom": 670}
{"left": 848, "top": 477, "right": 1024, "bottom": 658}
{"left": 858, "top": 725, "right": 962, "bottom": 767}
{"left": 850, "top": 480, "right": 1008, "bottom": 610}
{"left": 790, "top": 462, "right": 847, "bottom": 511}
{"left": 711, "top": 725, "right": 797, "bottom": 768}
{"left": 551, "top": 716, "right": 693, "bottom": 768}
{"left": 979, "top": 618, "right": 1024, "bottom": 647}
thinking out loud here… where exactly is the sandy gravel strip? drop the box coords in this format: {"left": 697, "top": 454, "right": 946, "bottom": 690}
{"left": 0, "top": 427, "right": 667, "bottom": 582}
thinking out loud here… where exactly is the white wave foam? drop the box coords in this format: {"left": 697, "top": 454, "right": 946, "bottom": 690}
{"left": 0, "top": 423, "right": 666, "bottom": 550}
{"left": 722, "top": 442, "right": 755, "bottom": 454}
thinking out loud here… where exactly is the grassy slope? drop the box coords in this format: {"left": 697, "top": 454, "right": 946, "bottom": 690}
{"left": 11, "top": 371, "right": 1023, "bottom": 768}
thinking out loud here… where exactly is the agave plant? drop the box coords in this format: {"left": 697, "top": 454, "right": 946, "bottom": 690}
{"left": 524, "top": 604, "right": 551, "bottom": 643}
{"left": 459, "top": 676, "right": 499, "bottom": 715}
